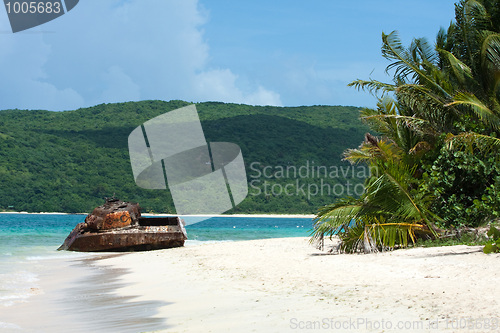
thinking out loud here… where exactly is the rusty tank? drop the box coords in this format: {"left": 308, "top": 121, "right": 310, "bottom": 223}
{"left": 58, "top": 198, "right": 187, "bottom": 252}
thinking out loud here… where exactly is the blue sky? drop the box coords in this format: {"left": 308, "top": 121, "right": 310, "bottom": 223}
{"left": 0, "top": 0, "right": 457, "bottom": 111}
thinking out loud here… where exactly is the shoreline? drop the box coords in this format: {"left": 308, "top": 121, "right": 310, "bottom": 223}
{"left": 143, "top": 213, "right": 316, "bottom": 218}
{"left": 0, "top": 211, "right": 86, "bottom": 215}
{"left": 0, "top": 254, "right": 168, "bottom": 332}
{"left": 0, "top": 211, "right": 316, "bottom": 218}
{"left": 1, "top": 237, "right": 498, "bottom": 332}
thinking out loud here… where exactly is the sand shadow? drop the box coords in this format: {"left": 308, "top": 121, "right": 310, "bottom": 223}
{"left": 54, "top": 254, "right": 173, "bottom": 333}
{"left": 408, "top": 247, "right": 484, "bottom": 259}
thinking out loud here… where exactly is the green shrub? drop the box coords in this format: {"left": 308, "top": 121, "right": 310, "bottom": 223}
{"left": 483, "top": 226, "right": 500, "bottom": 254}
{"left": 423, "top": 149, "right": 500, "bottom": 228}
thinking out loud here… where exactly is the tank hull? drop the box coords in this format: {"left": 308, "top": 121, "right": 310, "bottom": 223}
{"left": 58, "top": 217, "right": 187, "bottom": 252}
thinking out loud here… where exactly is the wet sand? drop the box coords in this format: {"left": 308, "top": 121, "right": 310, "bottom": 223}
{"left": 0, "top": 254, "right": 167, "bottom": 333}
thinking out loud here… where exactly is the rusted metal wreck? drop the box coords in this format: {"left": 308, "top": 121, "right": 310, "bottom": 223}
{"left": 58, "top": 198, "right": 187, "bottom": 252}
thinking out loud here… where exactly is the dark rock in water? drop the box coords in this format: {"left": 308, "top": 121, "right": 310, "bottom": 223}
{"left": 58, "top": 198, "right": 187, "bottom": 252}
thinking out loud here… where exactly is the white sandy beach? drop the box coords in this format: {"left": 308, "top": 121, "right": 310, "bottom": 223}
{"left": 91, "top": 237, "right": 500, "bottom": 332}
{"left": 1, "top": 236, "right": 499, "bottom": 332}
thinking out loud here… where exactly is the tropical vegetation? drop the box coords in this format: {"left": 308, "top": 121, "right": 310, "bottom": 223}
{"left": 483, "top": 225, "right": 500, "bottom": 253}
{"left": 0, "top": 101, "right": 367, "bottom": 213}
{"left": 311, "top": 0, "right": 500, "bottom": 253}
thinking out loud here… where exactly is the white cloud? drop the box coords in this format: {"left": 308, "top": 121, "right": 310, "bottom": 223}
{"left": 275, "top": 59, "right": 389, "bottom": 107}
{"left": 0, "top": 0, "right": 281, "bottom": 111}
{"left": 0, "top": 11, "right": 85, "bottom": 110}
{"left": 194, "top": 69, "right": 282, "bottom": 106}
{"left": 244, "top": 86, "right": 282, "bottom": 106}
{"left": 99, "top": 66, "right": 141, "bottom": 104}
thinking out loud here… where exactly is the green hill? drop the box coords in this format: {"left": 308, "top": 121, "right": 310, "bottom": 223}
{"left": 0, "top": 100, "right": 369, "bottom": 214}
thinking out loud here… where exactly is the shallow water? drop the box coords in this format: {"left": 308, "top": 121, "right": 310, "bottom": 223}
{"left": 0, "top": 213, "right": 313, "bottom": 321}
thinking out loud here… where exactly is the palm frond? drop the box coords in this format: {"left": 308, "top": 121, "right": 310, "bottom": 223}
{"left": 343, "top": 146, "right": 375, "bottom": 164}
{"left": 358, "top": 99, "right": 402, "bottom": 140}
{"left": 446, "top": 132, "right": 500, "bottom": 153}
{"left": 368, "top": 222, "right": 427, "bottom": 249}
{"left": 412, "top": 37, "right": 439, "bottom": 65}
{"left": 396, "top": 83, "right": 448, "bottom": 107}
{"left": 445, "top": 92, "right": 500, "bottom": 131}
{"left": 344, "top": 136, "right": 402, "bottom": 167}
{"left": 464, "top": 0, "right": 490, "bottom": 31}
{"left": 348, "top": 79, "right": 395, "bottom": 96}
{"left": 437, "top": 48, "right": 473, "bottom": 84}
{"left": 336, "top": 220, "right": 430, "bottom": 254}
{"left": 382, "top": 31, "right": 451, "bottom": 98}
{"left": 361, "top": 114, "right": 430, "bottom": 135}
{"left": 310, "top": 197, "right": 364, "bottom": 243}
{"left": 481, "top": 33, "right": 500, "bottom": 69}
{"left": 394, "top": 84, "right": 458, "bottom": 134}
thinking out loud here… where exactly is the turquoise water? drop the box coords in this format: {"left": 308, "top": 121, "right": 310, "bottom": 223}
{"left": 0, "top": 214, "right": 87, "bottom": 309}
{"left": 0, "top": 213, "right": 312, "bottom": 249}
{"left": 185, "top": 216, "right": 312, "bottom": 241}
{"left": 0, "top": 213, "right": 313, "bottom": 309}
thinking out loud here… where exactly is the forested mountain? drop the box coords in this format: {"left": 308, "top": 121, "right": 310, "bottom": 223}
{"left": 0, "top": 100, "right": 368, "bottom": 213}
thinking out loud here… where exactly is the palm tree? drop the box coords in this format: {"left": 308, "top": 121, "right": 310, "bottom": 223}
{"left": 352, "top": 0, "right": 500, "bottom": 149}
{"left": 311, "top": 95, "right": 440, "bottom": 253}
{"left": 441, "top": 0, "right": 500, "bottom": 150}
{"left": 311, "top": 0, "right": 500, "bottom": 252}
{"left": 312, "top": 32, "right": 450, "bottom": 253}
{"left": 311, "top": 129, "right": 439, "bottom": 253}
